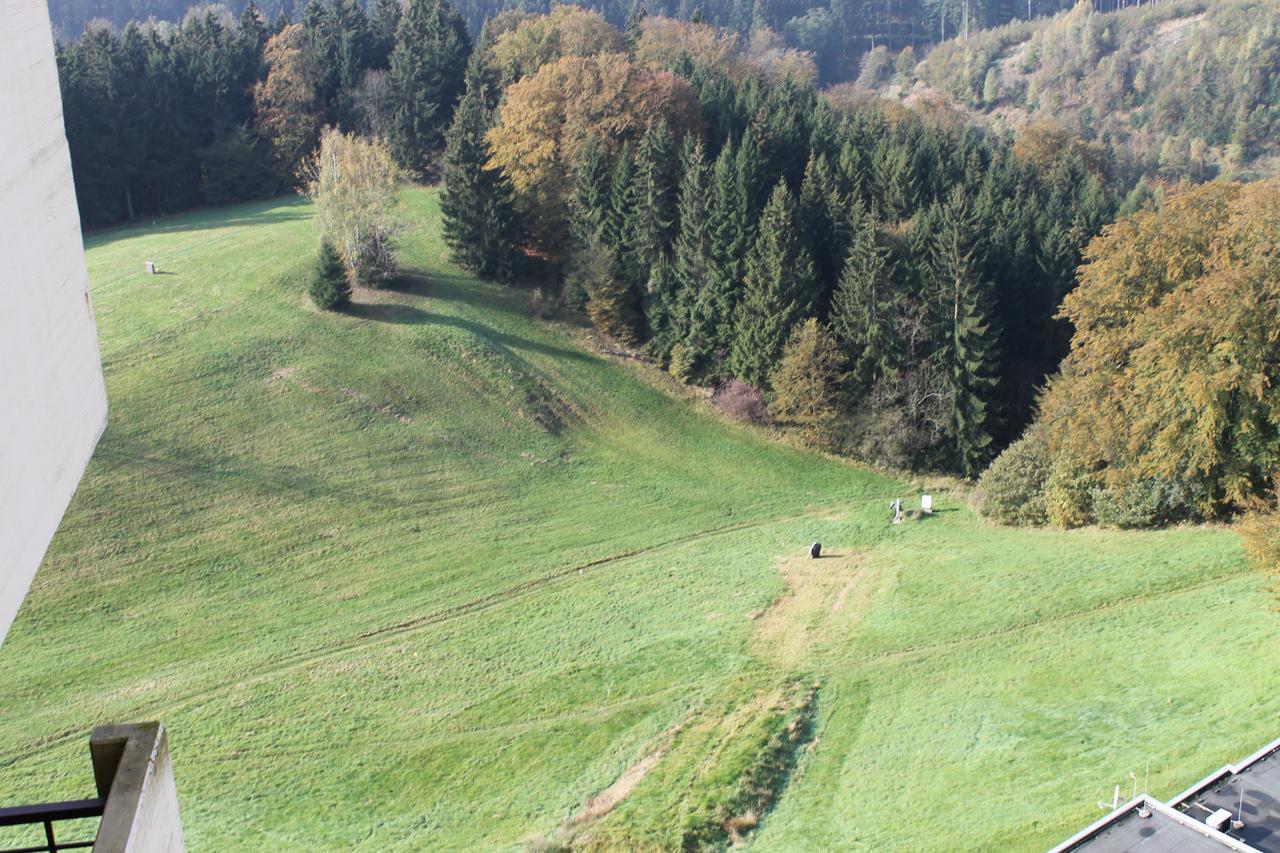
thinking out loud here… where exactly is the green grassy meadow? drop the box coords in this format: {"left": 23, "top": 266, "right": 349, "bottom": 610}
{"left": 2, "top": 188, "right": 1279, "bottom": 850}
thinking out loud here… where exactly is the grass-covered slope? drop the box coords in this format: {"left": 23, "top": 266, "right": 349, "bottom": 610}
{"left": 2, "top": 188, "right": 1278, "bottom": 850}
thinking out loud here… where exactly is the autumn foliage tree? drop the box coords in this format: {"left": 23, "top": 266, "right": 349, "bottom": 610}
{"left": 306, "top": 128, "right": 403, "bottom": 288}
{"left": 487, "top": 4, "right": 625, "bottom": 86}
{"left": 769, "top": 319, "right": 847, "bottom": 448}
{"left": 1038, "top": 177, "right": 1280, "bottom": 518}
{"left": 486, "top": 52, "right": 703, "bottom": 252}
{"left": 255, "top": 24, "right": 324, "bottom": 179}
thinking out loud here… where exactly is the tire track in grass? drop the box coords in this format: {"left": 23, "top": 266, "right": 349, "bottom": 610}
{"left": 2, "top": 493, "right": 902, "bottom": 770}
{"left": 854, "top": 565, "right": 1258, "bottom": 668}
{"left": 0, "top": 514, "right": 790, "bottom": 769}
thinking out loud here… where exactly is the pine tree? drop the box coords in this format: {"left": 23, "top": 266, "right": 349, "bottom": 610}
{"left": 570, "top": 135, "right": 612, "bottom": 245}
{"left": 929, "top": 191, "right": 1000, "bottom": 477}
{"left": 688, "top": 140, "right": 746, "bottom": 370}
{"left": 310, "top": 239, "right": 352, "bottom": 310}
{"left": 668, "top": 137, "right": 712, "bottom": 360}
{"left": 387, "top": 0, "right": 471, "bottom": 177}
{"left": 440, "top": 81, "right": 524, "bottom": 282}
{"left": 729, "top": 179, "right": 817, "bottom": 387}
{"left": 604, "top": 142, "right": 635, "bottom": 260}
{"left": 769, "top": 319, "right": 847, "bottom": 448}
{"left": 624, "top": 121, "right": 679, "bottom": 340}
{"left": 831, "top": 203, "right": 895, "bottom": 395}
{"left": 797, "top": 151, "right": 845, "bottom": 310}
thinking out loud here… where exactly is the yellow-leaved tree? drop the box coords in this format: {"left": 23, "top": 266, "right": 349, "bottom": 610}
{"left": 1040, "top": 178, "right": 1280, "bottom": 516}
{"left": 487, "top": 4, "right": 625, "bottom": 87}
{"left": 486, "top": 53, "right": 702, "bottom": 252}
{"left": 769, "top": 319, "right": 847, "bottom": 449}
{"left": 305, "top": 128, "right": 403, "bottom": 288}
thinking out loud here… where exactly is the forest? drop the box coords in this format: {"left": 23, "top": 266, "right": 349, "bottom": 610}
{"left": 50, "top": 0, "right": 1088, "bottom": 86}
{"left": 53, "top": 0, "right": 1280, "bottom": 532}
{"left": 863, "top": 0, "right": 1280, "bottom": 185}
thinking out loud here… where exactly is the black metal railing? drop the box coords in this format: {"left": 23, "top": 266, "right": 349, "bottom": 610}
{"left": 0, "top": 798, "right": 104, "bottom": 853}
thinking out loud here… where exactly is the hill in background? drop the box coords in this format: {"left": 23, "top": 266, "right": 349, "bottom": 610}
{"left": 859, "top": 0, "right": 1280, "bottom": 185}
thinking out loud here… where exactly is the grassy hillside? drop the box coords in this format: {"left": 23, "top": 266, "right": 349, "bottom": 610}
{"left": 2, "top": 188, "right": 1279, "bottom": 850}
{"left": 866, "top": 0, "right": 1280, "bottom": 183}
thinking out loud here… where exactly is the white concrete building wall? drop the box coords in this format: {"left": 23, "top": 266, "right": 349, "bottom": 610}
{"left": 0, "top": 0, "right": 108, "bottom": 645}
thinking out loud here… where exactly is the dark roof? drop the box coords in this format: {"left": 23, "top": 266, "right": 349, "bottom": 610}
{"left": 1055, "top": 737, "right": 1280, "bottom": 853}
{"left": 1175, "top": 742, "right": 1280, "bottom": 852}
{"left": 1055, "top": 797, "right": 1252, "bottom": 852}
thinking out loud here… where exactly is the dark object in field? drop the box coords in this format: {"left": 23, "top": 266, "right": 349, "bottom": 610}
{"left": 809, "top": 542, "right": 821, "bottom": 559}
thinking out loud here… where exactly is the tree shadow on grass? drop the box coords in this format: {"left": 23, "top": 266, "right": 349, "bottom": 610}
{"left": 348, "top": 300, "right": 592, "bottom": 363}
{"left": 87, "top": 197, "right": 313, "bottom": 243}
{"left": 388, "top": 272, "right": 529, "bottom": 319}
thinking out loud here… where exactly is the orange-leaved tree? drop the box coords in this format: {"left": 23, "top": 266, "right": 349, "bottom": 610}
{"left": 1040, "top": 178, "right": 1280, "bottom": 516}
{"left": 486, "top": 52, "right": 702, "bottom": 253}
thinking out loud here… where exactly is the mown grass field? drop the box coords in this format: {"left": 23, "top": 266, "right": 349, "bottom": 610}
{"left": 2, "top": 188, "right": 1278, "bottom": 851}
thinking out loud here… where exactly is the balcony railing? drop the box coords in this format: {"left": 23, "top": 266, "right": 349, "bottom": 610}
{"left": 0, "top": 798, "right": 105, "bottom": 853}
{"left": 0, "top": 722, "right": 184, "bottom": 853}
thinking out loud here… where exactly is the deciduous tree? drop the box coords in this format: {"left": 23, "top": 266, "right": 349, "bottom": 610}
{"left": 769, "top": 318, "right": 846, "bottom": 447}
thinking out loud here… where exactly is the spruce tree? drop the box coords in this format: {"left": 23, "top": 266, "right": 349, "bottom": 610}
{"left": 575, "top": 233, "right": 640, "bottom": 344}
{"left": 668, "top": 138, "right": 712, "bottom": 360}
{"left": 831, "top": 203, "right": 895, "bottom": 395}
{"left": 729, "top": 179, "right": 817, "bottom": 387}
{"left": 440, "top": 81, "right": 524, "bottom": 282}
{"left": 797, "top": 151, "right": 846, "bottom": 310}
{"left": 644, "top": 258, "right": 680, "bottom": 358}
{"left": 872, "top": 140, "right": 919, "bottom": 221}
{"left": 239, "top": 2, "right": 268, "bottom": 55}
{"left": 370, "top": 0, "right": 402, "bottom": 68}
{"left": 735, "top": 128, "right": 768, "bottom": 228}
{"left": 570, "top": 135, "right": 612, "bottom": 245}
{"left": 929, "top": 190, "right": 1000, "bottom": 477}
{"left": 624, "top": 0, "right": 649, "bottom": 47}
{"left": 624, "top": 121, "right": 679, "bottom": 341}
{"left": 688, "top": 140, "right": 746, "bottom": 370}
{"left": 311, "top": 239, "right": 351, "bottom": 310}
{"left": 603, "top": 142, "right": 635, "bottom": 260}
{"left": 332, "top": 0, "right": 374, "bottom": 127}
{"left": 387, "top": 0, "right": 471, "bottom": 177}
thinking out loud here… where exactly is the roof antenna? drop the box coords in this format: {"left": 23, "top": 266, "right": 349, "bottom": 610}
{"left": 1232, "top": 784, "right": 1246, "bottom": 831}
{"left": 1137, "top": 763, "right": 1152, "bottom": 819}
